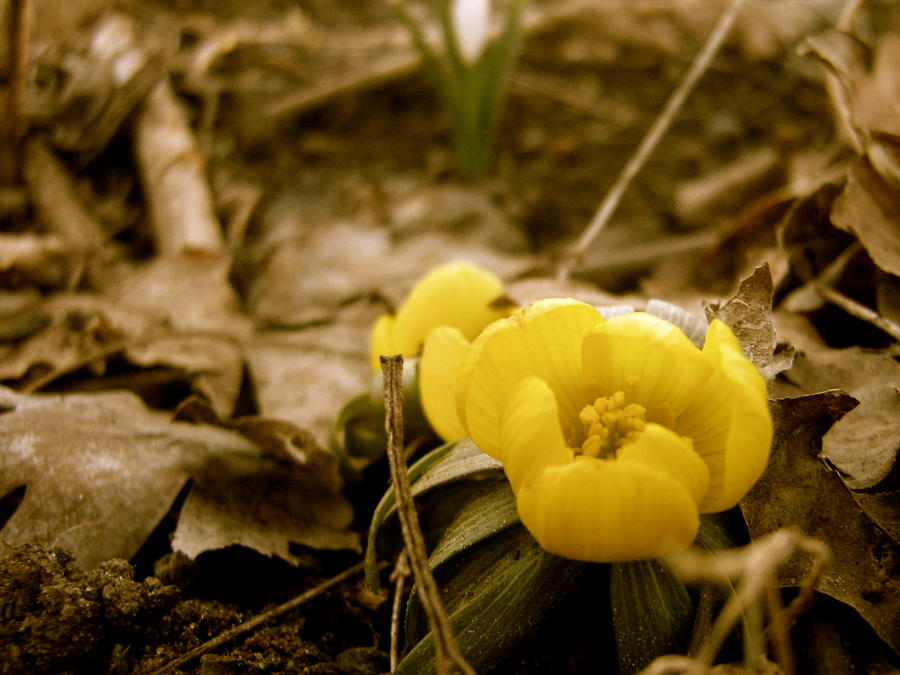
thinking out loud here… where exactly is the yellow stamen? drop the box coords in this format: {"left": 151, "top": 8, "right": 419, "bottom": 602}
{"left": 576, "top": 377, "right": 648, "bottom": 459}
{"left": 579, "top": 406, "right": 600, "bottom": 425}
{"left": 581, "top": 434, "right": 603, "bottom": 458}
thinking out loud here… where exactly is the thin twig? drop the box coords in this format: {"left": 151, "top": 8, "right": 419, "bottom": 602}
{"left": 663, "top": 528, "right": 831, "bottom": 673}
{"left": 558, "top": 0, "right": 747, "bottom": 279}
{"left": 380, "top": 355, "right": 475, "bottom": 675}
{"left": 390, "top": 550, "right": 412, "bottom": 672}
{"left": 784, "top": 238, "right": 900, "bottom": 340}
{"left": 0, "top": 0, "right": 30, "bottom": 184}
{"left": 148, "top": 561, "right": 370, "bottom": 675}
{"left": 816, "top": 285, "right": 900, "bottom": 341}
{"left": 765, "top": 585, "right": 795, "bottom": 675}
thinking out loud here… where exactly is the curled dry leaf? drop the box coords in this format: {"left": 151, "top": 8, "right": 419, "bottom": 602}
{"left": 704, "top": 263, "right": 794, "bottom": 379}
{"left": 741, "top": 392, "right": 900, "bottom": 656}
{"left": 799, "top": 30, "right": 900, "bottom": 277}
{"left": 135, "top": 79, "right": 225, "bottom": 257}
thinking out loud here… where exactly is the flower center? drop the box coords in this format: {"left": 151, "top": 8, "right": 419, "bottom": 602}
{"left": 576, "top": 376, "right": 646, "bottom": 459}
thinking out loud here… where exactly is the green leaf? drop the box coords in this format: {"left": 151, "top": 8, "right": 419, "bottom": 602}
{"left": 428, "top": 479, "right": 519, "bottom": 571}
{"left": 696, "top": 512, "right": 741, "bottom": 552}
{"left": 407, "top": 437, "right": 503, "bottom": 494}
{"left": 479, "top": 0, "right": 527, "bottom": 134}
{"left": 329, "top": 393, "right": 384, "bottom": 476}
{"left": 610, "top": 558, "right": 693, "bottom": 673}
{"left": 364, "top": 438, "right": 502, "bottom": 590}
{"left": 399, "top": 525, "right": 586, "bottom": 674}
{"left": 331, "top": 359, "right": 437, "bottom": 478}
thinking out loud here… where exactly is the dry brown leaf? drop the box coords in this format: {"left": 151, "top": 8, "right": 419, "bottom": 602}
{"left": 784, "top": 346, "right": 900, "bottom": 490}
{"left": 830, "top": 158, "right": 900, "bottom": 277}
{"left": 245, "top": 185, "right": 528, "bottom": 327}
{"left": 0, "top": 293, "right": 245, "bottom": 417}
{"left": 135, "top": 79, "right": 226, "bottom": 257}
{"left": 0, "top": 385, "right": 358, "bottom": 569}
{"left": 243, "top": 302, "right": 374, "bottom": 450}
{"left": 174, "top": 395, "right": 344, "bottom": 493}
{"left": 800, "top": 30, "right": 900, "bottom": 275}
{"left": 849, "top": 33, "right": 900, "bottom": 184}
{"left": 170, "top": 451, "right": 359, "bottom": 564}
{"left": 0, "top": 293, "right": 153, "bottom": 385}
{"left": 0, "top": 386, "right": 257, "bottom": 568}
{"left": 741, "top": 392, "right": 900, "bottom": 656}
{"left": 126, "top": 334, "right": 244, "bottom": 419}
{"left": 109, "top": 254, "right": 250, "bottom": 335}
{"left": 704, "top": 263, "right": 793, "bottom": 379}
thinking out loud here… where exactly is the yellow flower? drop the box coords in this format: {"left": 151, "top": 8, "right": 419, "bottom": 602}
{"left": 420, "top": 299, "right": 772, "bottom": 563}
{"left": 369, "top": 260, "right": 515, "bottom": 376}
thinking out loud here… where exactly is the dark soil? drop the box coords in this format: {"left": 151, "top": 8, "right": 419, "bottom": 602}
{"left": 0, "top": 545, "right": 388, "bottom": 674}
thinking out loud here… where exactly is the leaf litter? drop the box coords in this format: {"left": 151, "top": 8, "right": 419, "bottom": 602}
{"left": 1, "top": 0, "right": 900, "bottom": 672}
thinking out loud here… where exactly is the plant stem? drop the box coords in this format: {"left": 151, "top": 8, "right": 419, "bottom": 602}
{"left": 381, "top": 355, "right": 475, "bottom": 675}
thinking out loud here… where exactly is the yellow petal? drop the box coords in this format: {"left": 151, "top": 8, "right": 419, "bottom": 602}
{"left": 419, "top": 326, "right": 471, "bottom": 442}
{"left": 499, "top": 376, "right": 572, "bottom": 489}
{"left": 515, "top": 454, "right": 700, "bottom": 563}
{"left": 369, "top": 314, "right": 398, "bottom": 372}
{"left": 392, "top": 261, "right": 513, "bottom": 356}
{"left": 458, "top": 299, "right": 605, "bottom": 458}
{"left": 580, "top": 312, "right": 713, "bottom": 418}
{"left": 616, "top": 424, "right": 710, "bottom": 507}
{"left": 694, "top": 320, "right": 772, "bottom": 512}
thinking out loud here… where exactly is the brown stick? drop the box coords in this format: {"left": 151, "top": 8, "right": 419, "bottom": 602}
{"left": 558, "top": 0, "right": 747, "bottom": 279}
{"left": 1, "top": 0, "right": 30, "bottom": 183}
{"left": 380, "top": 355, "right": 475, "bottom": 675}
{"left": 390, "top": 550, "right": 412, "bottom": 672}
{"left": 148, "top": 561, "right": 369, "bottom": 675}
{"left": 816, "top": 285, "right": 900, "bottom": 341}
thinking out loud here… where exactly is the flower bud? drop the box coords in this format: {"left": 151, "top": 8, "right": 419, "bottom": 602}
{"left": 452, "top": 0, "right": 490, "bottom": 63}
